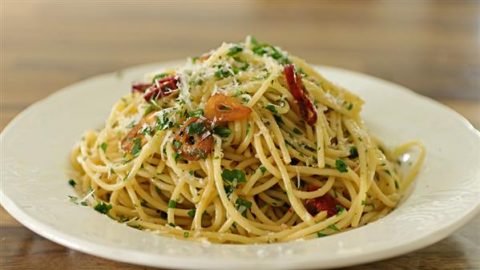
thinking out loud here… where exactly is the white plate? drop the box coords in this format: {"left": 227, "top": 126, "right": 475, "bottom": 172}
{"left": 1, "top": 62, "right": 479, "bottom": 269}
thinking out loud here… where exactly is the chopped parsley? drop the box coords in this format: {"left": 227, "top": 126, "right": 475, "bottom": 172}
{"left": 222, "top": 169, "right": 246, "bottom": 185}
{"left": 130, "top": 137, "right": 142, "bottom": 156}
{"left": 151, "top": 73, "right": 169, "bottom": 82}
{"left": 68, "top": 179, "right": 76, "bottom": 187}
{"left": 227, "top": 45, "right": 243, "bottom": 56}
{"left": 361, "top": 200, "right": 375, "bottom": 208}
{"left": 394, "top": 180, "right": 400, "bottom": 189}
{"left": 336, "top": 205, "right": 346, "bottom": 215}
{"left": 214, "top": 66, "right": 232, "bottom": 79}
{"left": 251, "top": 39, "right": 290, "bottom": 65}
{"left": 94, "top": 202, "right": 112, "bottom": 214}
{"left": 140, "top": 126, "right": 153, "bottom": 136}
{"left": 232, "top": 62, "right": 249, "bottom": 73}
{"left": 213, "top": 126, "right": 231, "bottom": 138}
{"left": 100, "top": 142, "right": 108, "bottom": 152}
{"left": 173, "top": 152, "right": 182, "bottom": 162}
{"left": 156, "top": 114, "right": 174, "bottom": 130}
{"left": 172, "top": 140, "right": 182, "bottom": 149}
{"left": 186, "top": 122, "right": 206, "bottom": 135}
{"left": 317, "top": 232, "right": 327, "bottom": 238}
{"left": 168, "top": 200, "right": 177, "bottom": 208}
{"left": 328, "top": 224, "right": 340, "bottom": 232}
{"left": 349, "top": 146, "right": 358, "bottom": 158}
{"left": 259, "top": 166, "right": 267, "bottom": 174}
{"left": 265, "top": 104, "right": 277, "bottom": 113}
{"left": 187, "top": 209, "right": 196, "bottom": 218}
{"left": 183, "top": 231, "right": 190, "bottom": 238}
{"left": 188, "top": 109, "right": 204, "bottom": 118}
{"left": 335, "top": 159, "right": 348, "bottom": 173}
{"left": 272, "top": 115, "right": 283, "bottom": 125}
{"left": 235, "top": 198, "right": 252, "bottom": 215}
{"left": 293, "top": 128, "right": 303, "bottom": 135}
{"left": 222, "top": 169, "right": 246, "bottom": 196}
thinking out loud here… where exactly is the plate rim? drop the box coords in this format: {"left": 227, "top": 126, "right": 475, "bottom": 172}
{"left": 1, "top": 62, "right": 479, "bottom": 269}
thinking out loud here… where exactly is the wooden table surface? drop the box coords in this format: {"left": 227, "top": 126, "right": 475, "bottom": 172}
{"left": 1, "top": 1, "right": 479, "bottom": 269}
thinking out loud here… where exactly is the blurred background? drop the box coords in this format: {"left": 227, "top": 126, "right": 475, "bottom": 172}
{"left": 1, "top": 1, "right": 479, "bottom": 269}
{"left": 2, "top": 0, "right": 479, "bottom": 129}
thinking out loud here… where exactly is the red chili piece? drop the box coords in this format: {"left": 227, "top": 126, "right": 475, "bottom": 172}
{"left": 305, "top": 193, "right": 338, "bottom": 217}
{"left": 131, "top": 82, "right": 152, "bottom": 93}
{"left": 143, "top": 76, "right": 179, "bottom": 101}
{"left": 283, "top": 64, "right": 317, "bottom": 125}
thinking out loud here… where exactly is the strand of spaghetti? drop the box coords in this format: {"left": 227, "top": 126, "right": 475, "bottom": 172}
{"left": 249, "top": 199, "right": 276, "bottom": 225}
{"left": 343, "top": 119, "right": 370, "bottom": 227}
{"left": 264, "top": 111, "right": 291, "bottom": 164}
{"left": 249, "top": 177, "right": 280, "bottom": 196}
{"left": 212, "top": 135, "right": 267, "bottom": 235}
{"left": 253, "top": 135, "right": 281, "bottom": 178}
{"left": 166, "top": 175, "right": 187, "bottom": 225}
{"left": 315, "top": 116, "right": 326, "bottom": 168}
{"left": 206, "top": 197, "right": 225, "bottom": 231}
{"left": 293, "top": 177, "right": 335, "bottom": 199}
{"left": 253, "top": 112, "right": 314, "bottom": 224}
{"left": 392, "top": 141, "right": 426, "bottom": 192}
{"left": 192, "top": 158, "right": 216, "bottom": 230}
{"left": 247, "top": 59, "right": 281, "bottom": 107}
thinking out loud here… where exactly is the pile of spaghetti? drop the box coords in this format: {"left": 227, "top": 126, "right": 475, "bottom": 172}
{"left": 70, "top": 37, "right": 425, "bottom": 243}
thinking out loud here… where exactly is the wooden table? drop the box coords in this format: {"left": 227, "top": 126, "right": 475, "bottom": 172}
{"left": 2, "top": 1, "right": 479, "bottom": 269}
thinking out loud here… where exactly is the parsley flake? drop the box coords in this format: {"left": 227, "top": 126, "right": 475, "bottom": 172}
{"left": 222, "top": 169, "right": 246, "bottom": 185}
{"left": 265, "top": 104, "right": 277, "bottom": 113}
{"left": 317, "top": 232, "right": 327, "bottom": 238}
{"left": 94, "top": 202, "right": 112, "bottom": 214}
{"left": 222, "top": 169, "right": 246, "bottom": 196}
{"left": 349, "top": 146, "right": 358, "bottom": 158}
{"left": 335, "top": 159, "right": 348, "bottom": 173}
{"left": 186, "top": 122, "right": 206, "bottom": 135}
{"left": 100, "top": 142, "right": 108, "bottom": 152}
{"left": 168, "top": 200, "right": 177, "bottom": 208}
{"left": 213, "top": 126, "right": 231, "bottom": 138}
{"left": 328, "top": 224, "right": 340, "bottom": 232}
{"left": 227, "top": 45, "right": 243, "bottom": 56}
{"left": 172, "top": 140, "right": 182, "bottom": 149}
{"left": 235, "top": 198, "right": 252, "bottom": 215}
{"left": 335, "top": 205, "right": 346, "bottom": 215}
{"left": 68, "top": 179, "right": 76, "bottom": 187}
{"left": 187, "top": 209, "right": 196, "bottom": 218}
{"left": 131, "top": 137, "right": 142, "bottom": 156}
{"left": 188, "top": 109, "right": 204, "bottom": 118}
{"left": 151, "top": 73, "right": 168, "bottom": 83}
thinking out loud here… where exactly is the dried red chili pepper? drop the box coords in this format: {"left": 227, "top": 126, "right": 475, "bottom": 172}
{"left": 143, "top": 76, "right": 179, "bottom": 102}
{"left": 305, "top": 193, "right": 338, "bottom": 217}
{"left": 131, "top": 82, "right": 152, "bottom": 93}
{"left": 283, "top": 64, "right": 317, "bottom": 125}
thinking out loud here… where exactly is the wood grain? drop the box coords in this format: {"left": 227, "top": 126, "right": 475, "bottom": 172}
{"left": 1, "top": 1, "right": 479, "bottom": 269}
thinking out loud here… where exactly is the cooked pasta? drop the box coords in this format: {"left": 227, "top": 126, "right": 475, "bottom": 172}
{"left": 69, "top": 36, "right": 425, "bottom": 244}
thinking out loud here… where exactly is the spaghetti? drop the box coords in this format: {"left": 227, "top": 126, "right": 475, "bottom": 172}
{"left": 69, "top": 37, "right": 425, "bottom": 244}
